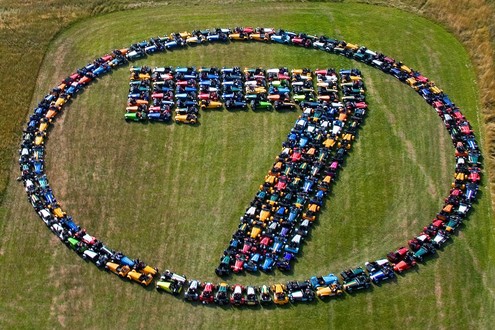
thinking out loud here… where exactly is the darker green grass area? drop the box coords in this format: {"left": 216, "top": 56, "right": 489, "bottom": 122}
{"left": 0, "top": 2, "right": 493, "bottom": 330}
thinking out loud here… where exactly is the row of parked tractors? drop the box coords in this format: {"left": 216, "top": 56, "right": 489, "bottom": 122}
{"left": 214, "top": 68, "right": 367, "bottom": 282}
{"left": 124, "top": 65, "right": 364, "bottom": 124}
{"left": 18, "top": 26, "right": 481, "bottom": 307}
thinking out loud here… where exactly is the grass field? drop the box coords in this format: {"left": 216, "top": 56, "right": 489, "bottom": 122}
{"left": 0, "top": 2, "right": 494, "bottom": 330}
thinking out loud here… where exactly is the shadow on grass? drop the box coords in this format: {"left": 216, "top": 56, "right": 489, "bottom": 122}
{"left": 344, "top": 285, "right": 375, "bottom": 297}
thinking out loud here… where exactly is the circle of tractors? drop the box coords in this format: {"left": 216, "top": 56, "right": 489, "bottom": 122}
{"left": 18, "top": 27, "right": 481, "bottom": 307}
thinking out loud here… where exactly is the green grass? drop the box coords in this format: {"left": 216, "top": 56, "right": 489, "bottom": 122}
{"left": 0, "top": 2, "right": 494, "bottom": 330}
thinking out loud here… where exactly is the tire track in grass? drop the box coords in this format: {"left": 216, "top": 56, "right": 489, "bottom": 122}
{"left": 463, "top": 234, "right": 495, "bottom": 301}
{"left": 364, "top": 73, "right": 427, "bottom": 243}
{"left": 383, "top": 108, "right": 438, "bottom": 199}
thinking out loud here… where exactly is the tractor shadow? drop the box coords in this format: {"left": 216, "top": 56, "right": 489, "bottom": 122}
{"left": 343, "top": 285, "right": 375, "bottom": 298}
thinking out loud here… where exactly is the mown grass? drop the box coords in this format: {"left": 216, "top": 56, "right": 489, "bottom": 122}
{"left": 0, "top": 0, "right": 494, "bottom": 211}
{"left": 0, "top": 3, "right": 493, "bottom": 330}
{"left": 381, "top": 0, "right": 495, "bottom": 212}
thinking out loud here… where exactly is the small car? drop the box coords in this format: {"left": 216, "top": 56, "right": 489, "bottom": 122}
{"left": 67, "top": 237, "right": 87, "bottom": 253}
{"left": 270, "top": 33, "right": 293, "bottom": 44}
{"left": 342, "top": 275, "right": 371, "bottom": 293}
{"left": 285, "top": 280, "right": 308, "bottom": 292}
{"left": 206, "top": 33, "right": 228, "bottom": 43}
{"left": 365, "top": 259, "right": 395, "bottom": 284}
{"left": 147, "top": 110, "right": 171, "bottom": 122}
{"left": 125, "top": 111, "right": 146, "bottom": 122}
{"left": 316, "top": 284, "right": 343, "bottom": 298}
{"left": 199, "top": 282, "right": 215, "bottom": 304}
{"left": 340, "top": 267, "right": 366, "bottom": 282}
{"left": 184, "top": 280, "right": 201, "bottom": 301}
{"left": 225, "top": 99, "right": 247, "bottom": 110}
{"left": 244, "top": 253, "right": 261, "bottom": 272}
{"left": 82, "top": 249, "right": 109, "bottom": 268}
{"left": 412, "top": 242, "right": 436, "bottom": 262}
{"left": 387, "top": 247, "right": 410, "bottom": 264}
{"left": 289, "top": 288, "right": 315, "bottom": 303}
{"left": 156, "top": 270, "right": 187, "bottom": 295}
{"left": 216, "top": 254, "right": 232, "bottom": 276}
{"left": 126, "top": 49, "right": 145, "bottom": 61}
{"left": 259, "top": 285, "right": 272, "bottom": 304}
{"left": 230, "top": 284, "right": 246, "bottom": 306}
{"left": 271, "top": 284, "right": 289, "bottom": 305}
{"left": 250, "top": 33, "right": 270, "bottom": 42}
{"left": 245, "top": 286, "right": 259, "bottom": 306}
{"left": 79, "top": 233, "right": 97, "bottom": 246}
{"left": 214, "top": 282, "right": 229, "bottom": 305}
{"left": 229, "top": 33, "right": 249, "bottom": 41}
{"left": 105, "top": 262, "right": 130, "bottom": 278}
{"left": 309, "top": 273, "right": 339, "bottom": 289}
{"left": 276, "top": 252, "right": 295, "bottom": 271}
{"left": 186, "top": 36, "right": 204, "bottom": 45}
{"left": 113, "top": 253, "right": 135, "bottom": 268}
{"left": 200, "top": 100, "right": 223, "bottom": 109}
{"left": 38, "top": 208, "right": 52, "bottom": 225}
{"left": 250, "top": 99, "right": 273, "bottom": 110}
{"left": 432, "top": 229, "right": 450, "bottom": 248}
{"left": 259, "top": 253, "right": 277, "bottom": 272}
{"left": 393, "top": 255, "right": 417, "bottom": 273}
{"left": 174, "top": 113, "right": 197, "bottom": 124}
{"left": 127, "top": 269, "right": 153, "bottom": 286}
{"left": 231, "top": 253, "right": 247, "bottom": 273}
